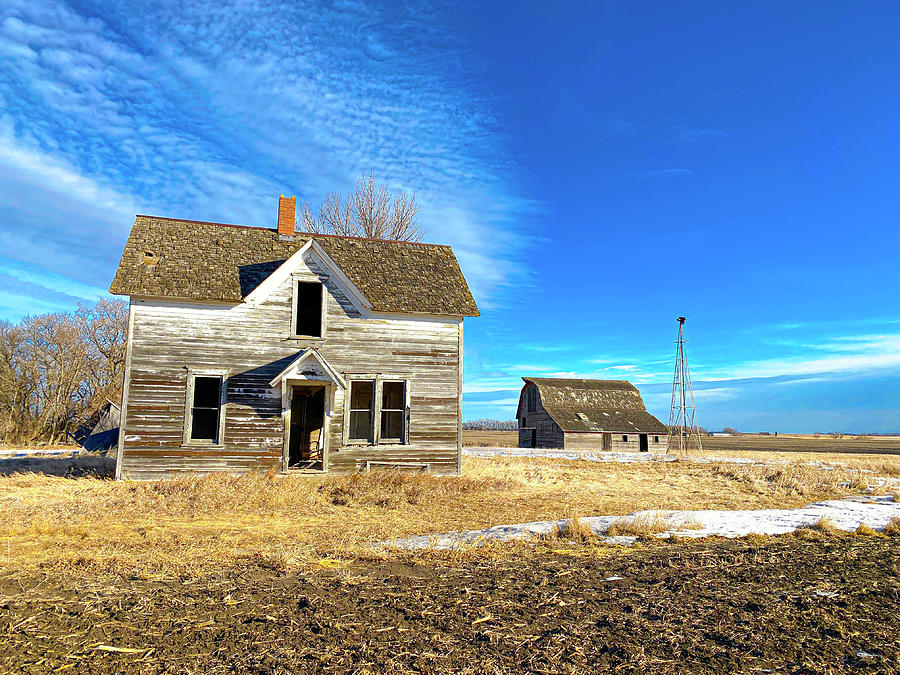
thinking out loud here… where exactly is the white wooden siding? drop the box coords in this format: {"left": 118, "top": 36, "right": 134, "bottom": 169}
{"left": 119, "top": 254, "right": 463, "bottom": 479}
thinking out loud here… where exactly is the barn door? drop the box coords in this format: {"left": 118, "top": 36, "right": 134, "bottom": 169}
{"left": 639, "top": 434, "right": 649, "bottom": 452}
{"left": 602, "top": 433, "right": 611, "bottom": 451}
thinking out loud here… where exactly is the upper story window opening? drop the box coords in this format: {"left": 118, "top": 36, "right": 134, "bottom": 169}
{"left": 295, "top": 281, "right": 323, "bottom": 337}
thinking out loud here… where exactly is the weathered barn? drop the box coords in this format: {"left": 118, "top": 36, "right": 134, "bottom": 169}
{"left": 516, "top": 378, "right": 668, "bottom": 451}
{"left": 109, "top": 196, "right": 478, "bottom": 479}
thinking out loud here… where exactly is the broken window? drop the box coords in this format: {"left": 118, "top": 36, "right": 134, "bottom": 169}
{"left": 380, "top": 381, "right": 406, "bottom": 442}
{"left": 348, "top": 380, "right": 374, "bottom": 442}
{"left": 189, "top": 375, "right": 223, "bottom": 442}
{"left": 295, "top": 281, "right": 322, "bottom": 337}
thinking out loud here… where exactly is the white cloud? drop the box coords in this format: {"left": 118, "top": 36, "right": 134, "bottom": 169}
{"left": 701, "top": 333, "right": 900, "bottom": 381}
{"left": 0, "top": 0, "right": 533, "bottom": 318}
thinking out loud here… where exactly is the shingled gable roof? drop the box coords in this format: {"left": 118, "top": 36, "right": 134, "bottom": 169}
{"left": 109, "top": 215, "right": 479, "bottom": 316}
{"left": 519, "top": 377, "right": 668, "bottom": 434}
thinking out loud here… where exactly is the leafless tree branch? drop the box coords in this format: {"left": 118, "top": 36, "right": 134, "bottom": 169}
{"left": 297, "top": 173, "right": 423, "bottom": 242}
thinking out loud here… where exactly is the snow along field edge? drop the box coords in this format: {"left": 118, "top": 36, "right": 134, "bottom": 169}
{"left": 384, "top": 495, "right": 900, "bottom": 550}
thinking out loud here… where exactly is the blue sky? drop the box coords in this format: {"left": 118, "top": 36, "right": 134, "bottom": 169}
{"left": 1, "top": 1, "right": 898, "bottom": 432}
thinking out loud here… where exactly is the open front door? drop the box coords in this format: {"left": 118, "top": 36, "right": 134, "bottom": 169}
{"left": 270, "top": 348, "right": 346, "bottom": 473}
{"left": 288, "top": 385, "right": 325, "bottom": 469}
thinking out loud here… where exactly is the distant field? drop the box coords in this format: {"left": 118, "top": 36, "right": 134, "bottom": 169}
{"left": 701, "top": 434, "right": 900, "bottom": 456}
{"left": 462, "top": 430, "right": 900, "bottom": 455}
{"left": 462, "top": 430, "right": 518, "bottom": 446}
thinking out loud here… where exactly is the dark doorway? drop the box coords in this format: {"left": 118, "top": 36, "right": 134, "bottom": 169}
{"left": 289, "top": 386, "right": 325, "bottom": 469}
{"left": 639, "top": 434, "right": 649, "bottom": 452}
{"left": 602, "top": 433, "right": 611, "bottom": 451}
{"left": 530, "top": 428, "right": 537, "bottom": 448}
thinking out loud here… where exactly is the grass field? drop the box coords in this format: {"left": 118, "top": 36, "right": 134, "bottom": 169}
{"left": 2, "top": 451, "right": 898, "bottom": 578}
{"left": 2, "top": 443, "right": 900, "bottom": 672}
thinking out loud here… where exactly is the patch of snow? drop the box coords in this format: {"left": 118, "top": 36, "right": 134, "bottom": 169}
{"left": 0, "top": 448, "right": 84, "bottom": 459}
{"left": 463, "top": 447, "right": 675, "bottom": 463}
{"left": 384, "top": 495, "right": 900, "bottom": 550}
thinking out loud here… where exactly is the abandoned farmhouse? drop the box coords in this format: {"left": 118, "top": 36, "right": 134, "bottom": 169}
{"left": 516, "top": 378, "right": 668, "bottom": 451}
{"left": 109, "top": 196, "right": 478, "bottom": 479}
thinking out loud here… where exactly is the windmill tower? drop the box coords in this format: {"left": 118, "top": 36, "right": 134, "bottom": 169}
{"left": 667, "top": 317, "right": 703, "bottom": 455}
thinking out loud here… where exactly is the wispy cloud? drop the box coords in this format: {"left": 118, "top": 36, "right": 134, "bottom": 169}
{"left": 519, "top": 344, "right": 578, "bottom": 353}
{"left": 0, "top": 0, "right": 533, "bottom": 319}
{"left": 699, "top": 333, "right": 900, "bottom": 381}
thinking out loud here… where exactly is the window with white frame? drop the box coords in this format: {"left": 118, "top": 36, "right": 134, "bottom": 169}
{"left": 186, "top": 374, "right": 225, "bottom": 444}
{"left": 348, "top": 380, "right": 374, "bottom": 442}
{"left": 345, "top": 377, "right": 408, "bottom": 445}
{"left": 380, "top": 381, "right": 406, "bottom": 442}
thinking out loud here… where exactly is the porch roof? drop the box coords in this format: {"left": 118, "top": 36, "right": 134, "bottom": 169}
{"left": 269, "top": 348, "right": 347, "bottom": 389}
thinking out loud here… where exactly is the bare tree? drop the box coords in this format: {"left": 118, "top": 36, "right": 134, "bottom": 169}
{"left": 0, "top": 299, "right": 128, "bottom": 445}
{"left": 299, "top": 173, "right": 423, "bottom": 242}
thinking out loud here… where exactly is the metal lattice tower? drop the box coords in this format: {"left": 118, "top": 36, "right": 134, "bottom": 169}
{"left": 667, "top": 317, "right": 703, "bottom": 455}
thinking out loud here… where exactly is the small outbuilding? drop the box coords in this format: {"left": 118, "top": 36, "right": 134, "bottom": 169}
{"left": 516, "top": 378, "right": 668, "bottom": 452}
{"left": 71, "top": 399, "right": 120, "bottom": 454}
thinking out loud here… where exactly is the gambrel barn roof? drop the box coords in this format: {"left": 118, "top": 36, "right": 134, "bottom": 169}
{"left": 518, "top": 377, "right": 668, "bottom": 434}
{"left": 110, "top": 215, "right": 479, "bottom": 316}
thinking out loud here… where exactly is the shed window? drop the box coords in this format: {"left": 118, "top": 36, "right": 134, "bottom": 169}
{"left": 348, "top": 380, "right": 374, "bottom": 442}
{"left": 295, "top": 281, "right": 322, "bottom": 337}
{"left": 622, "top": 434, "right": 629, "bottom": 442}
{"left": 654, "top": 435, "right": 660, "bottom": 443}
{"left": 189, "top": 375, "right": 223, "bottom": 442}
{"left": 380, "top": 381, "right": 406, "bottom": 442}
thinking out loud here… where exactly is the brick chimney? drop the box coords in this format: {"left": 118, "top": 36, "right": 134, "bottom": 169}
{"left": 277, "top": 194, "right": 296, "bottom": 237}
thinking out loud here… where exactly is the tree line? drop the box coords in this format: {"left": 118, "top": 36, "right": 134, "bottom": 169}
{"left": 0, "top": 299, "right": 128, "bottom": 444}
{"left": 463, "top": 419, "right": 518, "bottom": 431}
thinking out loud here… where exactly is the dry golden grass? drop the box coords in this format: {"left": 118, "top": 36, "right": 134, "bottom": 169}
{"left": 810, "top": 517, "right": 842, "bottom": 535}
{"left": 794, "top": 517, "right": 845, "bottom": 540}
{"left": 605, "top": 512, "right": 702, "bottom": 537}
{"left": 462, "top": 430, "right": 518, "bottom": 447}
{"left": 554, "top": 516, "right": 598, "bottom": 543}
{"left": 854, "top": 523, "right": 881, "bottom": 537}
{"left": 701, "top": 451, "right": 900, "bottom": 476}
{"left": 707, "top": 462, "right": 871, "bottom": 496}
{"left": 0, "top": 455, "right": 892, "bottom": 577}
{"left": 884, "top": 517, "right": 900, "bottom": 536}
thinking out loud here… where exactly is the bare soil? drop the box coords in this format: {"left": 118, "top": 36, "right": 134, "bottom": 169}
{"left": 2, "top": 536, "right": 898, "bottom": 674}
